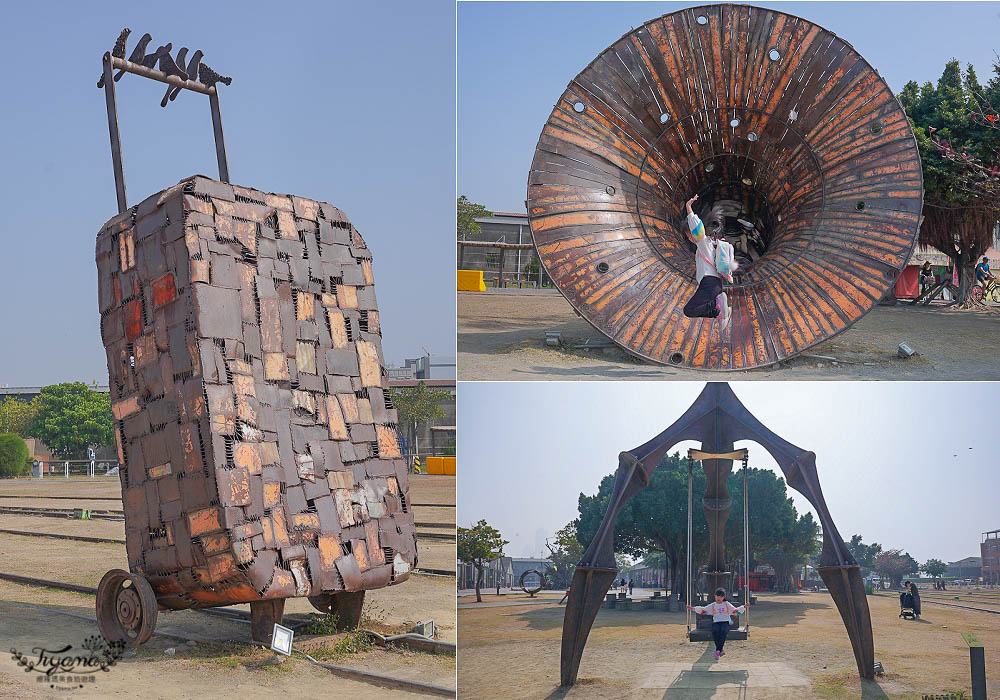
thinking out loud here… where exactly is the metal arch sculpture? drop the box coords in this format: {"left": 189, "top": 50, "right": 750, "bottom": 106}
{"left": 527, "top": 4, "right": 923, "bottom": 370}
{"left": 560, "top": 382, "right": 873, "bottom": 685}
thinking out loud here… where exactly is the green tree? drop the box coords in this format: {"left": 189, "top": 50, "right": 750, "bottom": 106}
{"left": 545, "top": 522, "right": 584, "bottom": 589}
{"left": 389, "top": 382, "right": 451, "bottom": 461}
{"left": 874, "top": 549, "right": 919, "bottom": 589}
{"left": 845, "top": 534, "right": 883, "bottom": 576}
{"left": 458, "top": 519, "right": 508, "bottom": 603}
{"left": 28, "top": 383, "right": 113, "bottom": 459}
{"left": 0, "top": 433, "right": 30, "bottom": 477}
{"left": 899, "top": 59, "right": 1000, "bottom": 304}
{"left": 457, "top": 196, "right": 493, "bottom": 240}
{"left": 0, "top": 397, "right": 41, "bottom": 438}
{"left": 758, "top": 514, "right": 819, "bottom": 593}
{"left": 577, "top": 454, "right": 816, "bottom": 601}
{"left": 922, "top": 558, "right": 947, "bottom": 585}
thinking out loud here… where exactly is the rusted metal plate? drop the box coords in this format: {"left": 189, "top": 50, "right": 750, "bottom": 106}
{"left": 527, "top": 4, "right": 923, "bottom": 370}
{"left": 95, "top": 175, "right": 417, "bottom": 610}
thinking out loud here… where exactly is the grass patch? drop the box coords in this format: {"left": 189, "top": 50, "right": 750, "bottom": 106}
{"left": 306, "top": 630, "right": 375, "bottom": 661}
{"left": 813, "top": 672, "right": 850, "bottom": 699}
{"left": 300, "top": 612, "right": 341, "bottom": 635}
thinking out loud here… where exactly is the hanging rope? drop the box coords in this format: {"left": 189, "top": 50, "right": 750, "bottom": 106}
{"left": 743, "top": 453, "right": 750, "bottom": 634}
{"left": 686, "top": 455, "right": 693, "bottom": 635}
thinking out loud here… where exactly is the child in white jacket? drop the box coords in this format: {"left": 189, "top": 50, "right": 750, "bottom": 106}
{"left": 687, "top": 587, "right": 746, "bottom": 659}
{"left": 682, "top": 195, "right": 737, "bottom": 330}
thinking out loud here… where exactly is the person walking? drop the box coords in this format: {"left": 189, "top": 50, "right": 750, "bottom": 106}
{"left": 688, "top": 587, "right": 746, "bottom": 660}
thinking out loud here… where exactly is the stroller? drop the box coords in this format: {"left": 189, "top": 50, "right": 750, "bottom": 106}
{"left": 899, "top": 591, "right": 918, "bottom": 619}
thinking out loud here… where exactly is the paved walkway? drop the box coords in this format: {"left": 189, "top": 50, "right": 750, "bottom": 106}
{"left": 641, "top": 661, "right": 810, "bottom": 698}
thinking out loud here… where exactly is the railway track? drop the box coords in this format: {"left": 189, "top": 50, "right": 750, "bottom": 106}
{"left": 0, "top": 528, "right": 455, "bottom": 576}
{"left": 2, "top": 592, "right": 454, "bottom": 696}
{"left": 871, "top": 591, "right": 1000, "bottom": 615}
{"left": 0, "top": 505, "right": 456, "bottom": 541}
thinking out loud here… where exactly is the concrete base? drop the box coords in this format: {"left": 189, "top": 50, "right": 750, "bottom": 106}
{"left": 687, "top": 626, "right": 748, "bottom": 641}
{"left": 641, "top": 661, "right": 809, "bottom": 691}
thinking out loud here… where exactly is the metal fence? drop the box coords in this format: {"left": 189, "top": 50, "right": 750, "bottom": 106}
{"left": 457, "top": 240, "right": 552, "bottom": 288}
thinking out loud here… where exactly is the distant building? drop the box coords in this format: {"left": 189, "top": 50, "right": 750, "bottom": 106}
{"left": 457, "top": 211, "right": 550, "bottom": 286}
{"left": 458, "top": 556, "right": 513, "bottom": 590}
{"left": 387, "top": 354, "right": 456, "bottom": 380}
{"left": 387, "top": 378, "right": 455, "bottom": 459}
{"left": 946, "top": 556, "right": 982, "bottom": 580}
{"left": 511, "top": 558, "right": 551, "bottom": 587}
{"left": 0, "top": 383, "right": 108, "bottom": 402}
{"left": 982, "top": 529, "right": 1000, "bottom": 585}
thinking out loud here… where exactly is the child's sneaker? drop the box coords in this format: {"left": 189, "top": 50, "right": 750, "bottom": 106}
{"left": 721, "top": 305, "right": 732, "bottom": 331}
{"left": 720, "top": 650, "right": 726, "bottom": 657}
{"left": 714, "top": 650, "right": 721, "bottom": 660}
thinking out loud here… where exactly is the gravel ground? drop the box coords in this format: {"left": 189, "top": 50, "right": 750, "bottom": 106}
{"left": 458, "top": 591, "right": 999, "bottom": 699}
{"left": 458, "top": 290, "right": 1000, "bottom": 380}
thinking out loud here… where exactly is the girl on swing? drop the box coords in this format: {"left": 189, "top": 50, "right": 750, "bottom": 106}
{"left": 687, "top": 587, "right": 746, "bottom": 660}
{"left": 683, "top": 194, "right": 737, "bottom": 330}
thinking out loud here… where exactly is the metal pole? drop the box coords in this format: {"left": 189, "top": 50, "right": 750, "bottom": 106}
{"left": 102, "top": 52, "right": 127, "bottom": 213}
{"left": 743, "top": 455, "right": 749, "bottom": 632}
{"left": 686, "top": 456, "right": 693, "bottom": 634}
{"left": 209, "top": 90, "right": 230, "bottom": 183}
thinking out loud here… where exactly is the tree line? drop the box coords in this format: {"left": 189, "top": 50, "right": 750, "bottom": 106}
{"left": 460, "top": 452, "right": 956, "bottom": 601}
{"left": 0, "top": 383, "right": 114, "bottom": 476}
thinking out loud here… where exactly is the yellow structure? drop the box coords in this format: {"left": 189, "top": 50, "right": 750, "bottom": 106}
{"left": 425, "top": 456, "right": 456, "bottom": 475}
{"left": 458, "top": 269, "right": 486, "bottom": 292}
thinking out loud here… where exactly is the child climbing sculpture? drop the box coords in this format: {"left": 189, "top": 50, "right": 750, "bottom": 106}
{"left": 683, "top": 194, "right": 737, "bottom": 330}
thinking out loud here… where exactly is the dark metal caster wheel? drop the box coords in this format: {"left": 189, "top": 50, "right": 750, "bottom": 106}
{"left": 96, "top": 569, "right": 158, "bottom": 648}
{"left": 307, "top": 590, "right": 365, "bottom": 629}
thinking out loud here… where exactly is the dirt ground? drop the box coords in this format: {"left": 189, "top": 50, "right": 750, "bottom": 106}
{"left": 0, "top": 475, "right": 457, "bottom": 698}
{"left": 458, "top": 290, "right": 1000, "bottom": 380}
{"left": 457, "top": 591, "right": 999, "bottom": 699}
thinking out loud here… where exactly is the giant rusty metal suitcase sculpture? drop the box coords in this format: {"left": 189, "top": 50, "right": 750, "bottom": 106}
{"left": 527, "top": 4, "right": 924, "bottom": 370}
{"left": 561, "top": 382, "right": 873, "bottom": 684}
{"left": 93, "top": 30, "right": 416, "bottom": 646}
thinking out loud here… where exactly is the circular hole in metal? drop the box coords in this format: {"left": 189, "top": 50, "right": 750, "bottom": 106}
{"left": 747, "top": 132, "right": 758, "bottom": 142}
{"left": 573, "top": 101, "right": 585, "bottom": 113}
{"left": 870, "top": 121, "right": 883, "bottom": 134}
{"left": 742, "top": 177, "right": 753, "bottom": 186}
{"left": 730, "top": 118, "right": 741, "bottom": 128}
{"left": 669, "top": 352, "right": 684, "bottom": 364}
{"left": 856, "top": 200, "right": 866, "bottom": 211}
{"left": 597, "top": 262, "right": 610, "bottom": 274}
{"left": 697, "top": 15, "right": 708, "bottom": 25}
{"left": 768, "top": 48, "right": 781, "bottom": 61}
{"left": 705, "top": 163, "right": 715, "bottom": 172}
{"left": 660, "top": 112, "right": 670, "bottom": 124}
{"left": 606, "top": 185, "right": 616, "bottom": 196}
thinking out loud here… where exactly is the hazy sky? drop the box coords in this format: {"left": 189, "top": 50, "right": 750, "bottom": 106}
{"left": 458, "top": 381, "right": 994, "bottom": 564}
{"left": 0, "top": 0, "right": 454, "bottom": 386}
{"left": 458, "top": 1, "right": 1000, "bottom": 213}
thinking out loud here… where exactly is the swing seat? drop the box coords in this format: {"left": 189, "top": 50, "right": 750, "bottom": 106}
{"left": 687, "top": 626, "right": 748, "bottom": 641}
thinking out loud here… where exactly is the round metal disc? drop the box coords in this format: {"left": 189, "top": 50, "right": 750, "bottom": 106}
{"left": 519, "top": 569, "right": 546, "bottom": 595}
{"left": 96, "top": 569, "right": 158, "bottom": 647}
{"left": 527, "top": 3, "right": 922, "bottom": 370}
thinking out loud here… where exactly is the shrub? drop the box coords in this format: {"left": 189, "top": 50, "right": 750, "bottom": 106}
{"left": 0, "top": 433, "right": 30, "bottom": 477}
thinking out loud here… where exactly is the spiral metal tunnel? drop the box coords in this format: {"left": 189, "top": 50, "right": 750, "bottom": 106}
{"left": 527, "top": 4, "right": 923, "bottom": 370}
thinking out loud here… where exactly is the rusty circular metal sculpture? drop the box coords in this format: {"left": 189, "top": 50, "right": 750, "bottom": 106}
{"left": 527, "top": 3, "right": 923, "bottom": 370}
{"left": 96, "top": 569, "right": 158, "bottom": 648}
{"left": 519, "top": 569, "right": 547, "bottom": 596}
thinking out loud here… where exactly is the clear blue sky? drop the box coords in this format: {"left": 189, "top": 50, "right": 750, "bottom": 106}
{"left": 0, "top": 0, "right": 454, "bottom": 386}
{"left": 459, "top": 1, "right": 1000, "bottom": 213}
{"left": 458, "top": 381, "right": 994, "bottom": 564}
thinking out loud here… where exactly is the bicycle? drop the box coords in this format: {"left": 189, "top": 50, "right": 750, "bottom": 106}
{"left": 970, "top": 276, "right": 1000, "bottom": 303}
